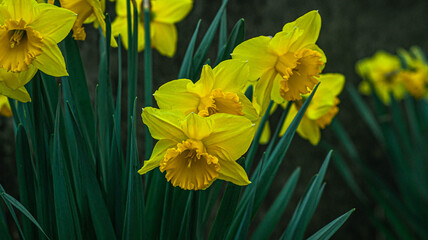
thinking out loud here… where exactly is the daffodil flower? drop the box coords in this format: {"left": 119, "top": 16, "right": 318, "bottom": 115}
{"left": 0, "top": 95, "right": 12, "bottom": 117}
{"left": 397, "top": 48, "right": 428, "bottom": 99}
{"left": 356, "top": 51, "right": 405, "bottom": 104}
{"left": 153, "top": 60, "right": 259, "bottom": 123}
{"left": 139, "top": 107, "right": 254, "bottom": 190}
{"left": 232, "top": 11, "right": 326, "bottom": 115}
{"left": 0, "top": 0, "right": 76, "bottom": 101}
{"left": 48, "top": 0, "right": 117, "bottom": 46}
{"left": 279, "top": 73, "right": 345, "bottom": 145}
{"left": 112, "top": 0, "right": 192, "bottom": 57}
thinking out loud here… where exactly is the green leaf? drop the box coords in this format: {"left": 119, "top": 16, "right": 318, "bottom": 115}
{"left": 307, "top": 209, "right": 354, "bottom": 240}
{"left": 265, "top": 101, "right": 292, "bottom": 157}
{"left": 251, "top": 168, "right": 300, "bottom": 240}
{"left": 144, "top": 170, "right": 167, "bottom": 239}
{"left": 0, "top": 184, "right": 50, "bottom": 239}
{"left": 191, "top": 0, "right": 228, "bottom": 79}
{"left": 215, "top": 4, "right": 227, "bottom": 63}
{"left": 215, "top": 18, "right": 245, "bottom": 65}
{"left": 281, "top": 151, "right": 332, "bottom": 240}
{"left": 178, "top": 20, "right": 201, "bottom": 79}
{"left": 0, "top": 203, "right": 11, "bottom": 240}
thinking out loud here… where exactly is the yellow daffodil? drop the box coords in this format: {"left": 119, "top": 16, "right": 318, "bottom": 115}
{"left": 356, "top": 51, "right": 405, "bottom": 104}
{"left": 232, "top": 11, "right": 326, "bottom": 115}
{"left": 139, "top": 107, "right": 254, "bottom": 190}
{"left": 279, "top": 73, "right": 345, "bottom": 145}
{"left": 153, "top": 60, "right": 258, "bottom": 123}
{"left": 48, "top": 0, "right": 117, "bottom": 46}
{"left": 397, "top": 48, "right": 428, "bottom": 99}
{"left": 0, "top": 95, "right": 12, "bottom": 117}
{"left": 0, "top": 0, "right": 76, "bottom": 101}
{"left": 112, "top": 0, "right": 192, "bottom": 57}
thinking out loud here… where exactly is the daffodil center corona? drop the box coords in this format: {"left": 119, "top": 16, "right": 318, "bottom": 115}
{"left": 9, "top": 30, "right": 26, "bottom": 48}
{"left": 160, "top": 139, "right": 220, "bottom": 190}
{"left": 275, "top": 48, "right": 323, "bottom": 101}
{"left": 197, "top": 88, "right": 244, "bottom": 117}
{"left": 0, "top": 19, "right": 44, "bottom": 72}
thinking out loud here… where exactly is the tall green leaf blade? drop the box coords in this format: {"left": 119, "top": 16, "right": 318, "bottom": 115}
{"left": 281, "top": 151, "right": 332, "bottom": 240}
{"left": 191, "top": 0, "right": 228, "bottom": 79}
{"left": 216, "top": 18, "right": 245, "bottom": 65}
{"left": 307, "top": 209, "right": 355, "bottom": 240}
{"left": 0, "top": 185, "right": 26, "bottom": 239}
{"left": 15, "top": 125, "right": 37, "bottom": 238}
{"left": 178, "top": 20, "right": 201, "bottom": 79}
{"left": 0, "top": 203, "right": 11, "bottom": 240}
{"left": 0, "top": 185, "right": 50, "bottom": 239}
{"left": 251, "top": 168, "right": 300, "bottom": 240}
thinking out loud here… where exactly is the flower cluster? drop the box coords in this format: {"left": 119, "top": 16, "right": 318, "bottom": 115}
{"left": 357, "top": 47, "right": 428, "bottom": 104}
{"left": 139, "top": 11, "right": 346, "bottom": 189}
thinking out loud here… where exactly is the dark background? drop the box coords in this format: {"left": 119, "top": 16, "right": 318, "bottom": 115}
{"left": 1, "top": 0, "right": 428, "bottom": 239}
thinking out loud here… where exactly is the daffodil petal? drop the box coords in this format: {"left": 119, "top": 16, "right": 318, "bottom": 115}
{"left": 205, "top": 113, "right": 255, "bottom": 161}
{"left": 138, "top": 139, "right": 177, "bottom": 175}
{"left": 32, "top": 37, "right": 68, "bottom": 77}
{"left": 253, "top": 68, "right": 277, "bottom": 115}
{"left": 297, "top": 116, "right": 321, "bottom": 145}
{"left": 232, "top": 36, "right": 277, "bottom": 80}
{"left": 238, "top": 92, "right": 259, "bottom": 123}
{"left": 259, "top": 121, "right": 271, "bottom": 145}
{"left": 270, "top": 71, "right": 286, "bottom": 104}
{"left": 212, "top": 59, "right": 249, "bottom": 92}
{"left": 1, "top": 0, "right": 37, "bottom": 23}
{"left": 152, "top": 22, "right": 177, "bottom": 57}
{"left": 283, "top": 10, "right": 321, "bottom": 50}
{"left": 112, "top": 17, "right": 129, "bottom": 49}
{"left": 154, "top": 79, "right": 200, "bottom": 114}
{"left": 0, "top": 95, "right": 12, "bottom": 117}
{"left": 188, "top": 65, "right": 214, "bottom": 97}
{"left": 218, "top": 160, "right": 251, "bottom": 186}
{"left": 30, "top": 4, "right": 77, "bottom": 43}
{"left": 269, "top": 27, "right": 303, "bottom": 56}
{"left": 0, "top": 82, "right": 31, "bottom": 102}
{"left": 141, "top": 107, "right": 186, "bottom": 141}
{"left": 181, "top": 113, "right": 213, "bottom": 140}
{"left": 0, "top": 65, "right": 38, "bottom": 90}
{"left": 152, "top": 0, "right": 192, "bottom": 24}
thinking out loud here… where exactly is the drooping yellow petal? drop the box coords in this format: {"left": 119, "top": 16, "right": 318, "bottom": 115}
{"left": 212, "top": 59, "right": 249, "bottom": 92}
{"left": 259, "top": 121, "right": 271, "bottom": 145}
{"left": 0, "top": 64, "right": 37, "bottom": 90}
{"left": 154, "top": 79, "right": 200, "bottom": 114}
{"left": 232, "top": 36, "right": 277, "bottom": 80}
{"left": 138, "top": 139, "right": 177, "bottom": 175}
{"left": 253, "top": 68, "right": 277, "bottom": 115}
{"left": 217, "top": 160, "right": 251, "bottom": 186}
{"left": 0, "top": 95, "right": 12, "bottom": 117}
{"left": 237, "top": 92, "right": 259, "bottom": 123}
{"left": 152, "top": 0, "right": 192, "bottom": 24}
{"left": 204, "top": 113, "right": 255, "bottom": 161}
{"left": 32, "top": 37, "right": 68, "bottom": 77}
{"left": 0, "top": 82, "right": 30, "bottom": 102}
{"left": 141, "top": 107, "right": 186, "bottom": 142}
{"left": 269, "top": 27, "right": 303, "bottom": 56}
{"left": 152, "top": 22, "right": 177, "bottom": 57}
{"left": 30, "top": 3, "right": 77, "bottom": 43}
{"left": 297, "top": 116, "right": 321, "bottom": 145}
{"left": 282, "top": 10, "right": 321, "bottom": 50}
{"left": 180, "top": 113, "right": 213, "bottom": 140}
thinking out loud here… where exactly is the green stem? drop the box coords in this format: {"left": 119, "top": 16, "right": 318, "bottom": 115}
{"left": 143, "top": 1, "right": 153, "bottom": 159}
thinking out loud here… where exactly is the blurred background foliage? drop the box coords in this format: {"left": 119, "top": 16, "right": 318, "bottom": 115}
{"left": 1, "top": 0, "right": 427, "bottom": 239}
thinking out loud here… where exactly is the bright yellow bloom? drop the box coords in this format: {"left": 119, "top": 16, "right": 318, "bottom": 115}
{"left": 232, "top": 11, "right": 326, "bottom": 115}
{"left": 279, "top": 74, "right": 345, "bottom": 145}
{"left": 0, "top": 95, "right": 12, "bottom": 117}
{"left": 0, "top": 0, "right": 76, "bottom": 101}
{"left": 397, "top": 48, "right": 428, "bottom": 99}
{"left": 139, "top": 108, "right": 254, "bottom": 190}
{"left": 153, "top": 60, "right": 258, "bottom": 123}
{"left": 112, "top": 0, "right": 192, "bottom": 57}
{"left": 356, "top": 51, "right": 405, "bottom": 104}
{"left": 48, "top": 0, "right": 117, "bottom": 46}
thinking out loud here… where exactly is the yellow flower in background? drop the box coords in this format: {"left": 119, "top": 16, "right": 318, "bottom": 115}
{"left": 0, "top": 95, "right": 12, "bottom": 117}
{"left": 48, "top": 0, "right": 117, "bottom": 46}
{"left": 232, "top": 11, "right": 326, "bottom": 115}
{"left": 139, "top": 108, "right": 254, "bottom": 190}
{"left": 279, "top": 74, "right": 345, "bottom": 145}
{"left": 356, "top": 51, "right": 405, "bottom": 104}
{"left": 112, "top": 0, "right": 192, "bottom": 57}
{"left": 397, "top": 48, "right": 428, "bottom": 99}
{"left": 0, "top": 0, "right": 76, "bottom": 101}
{"left": 154, "top": 60, "right": 258, "bottom": 123}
